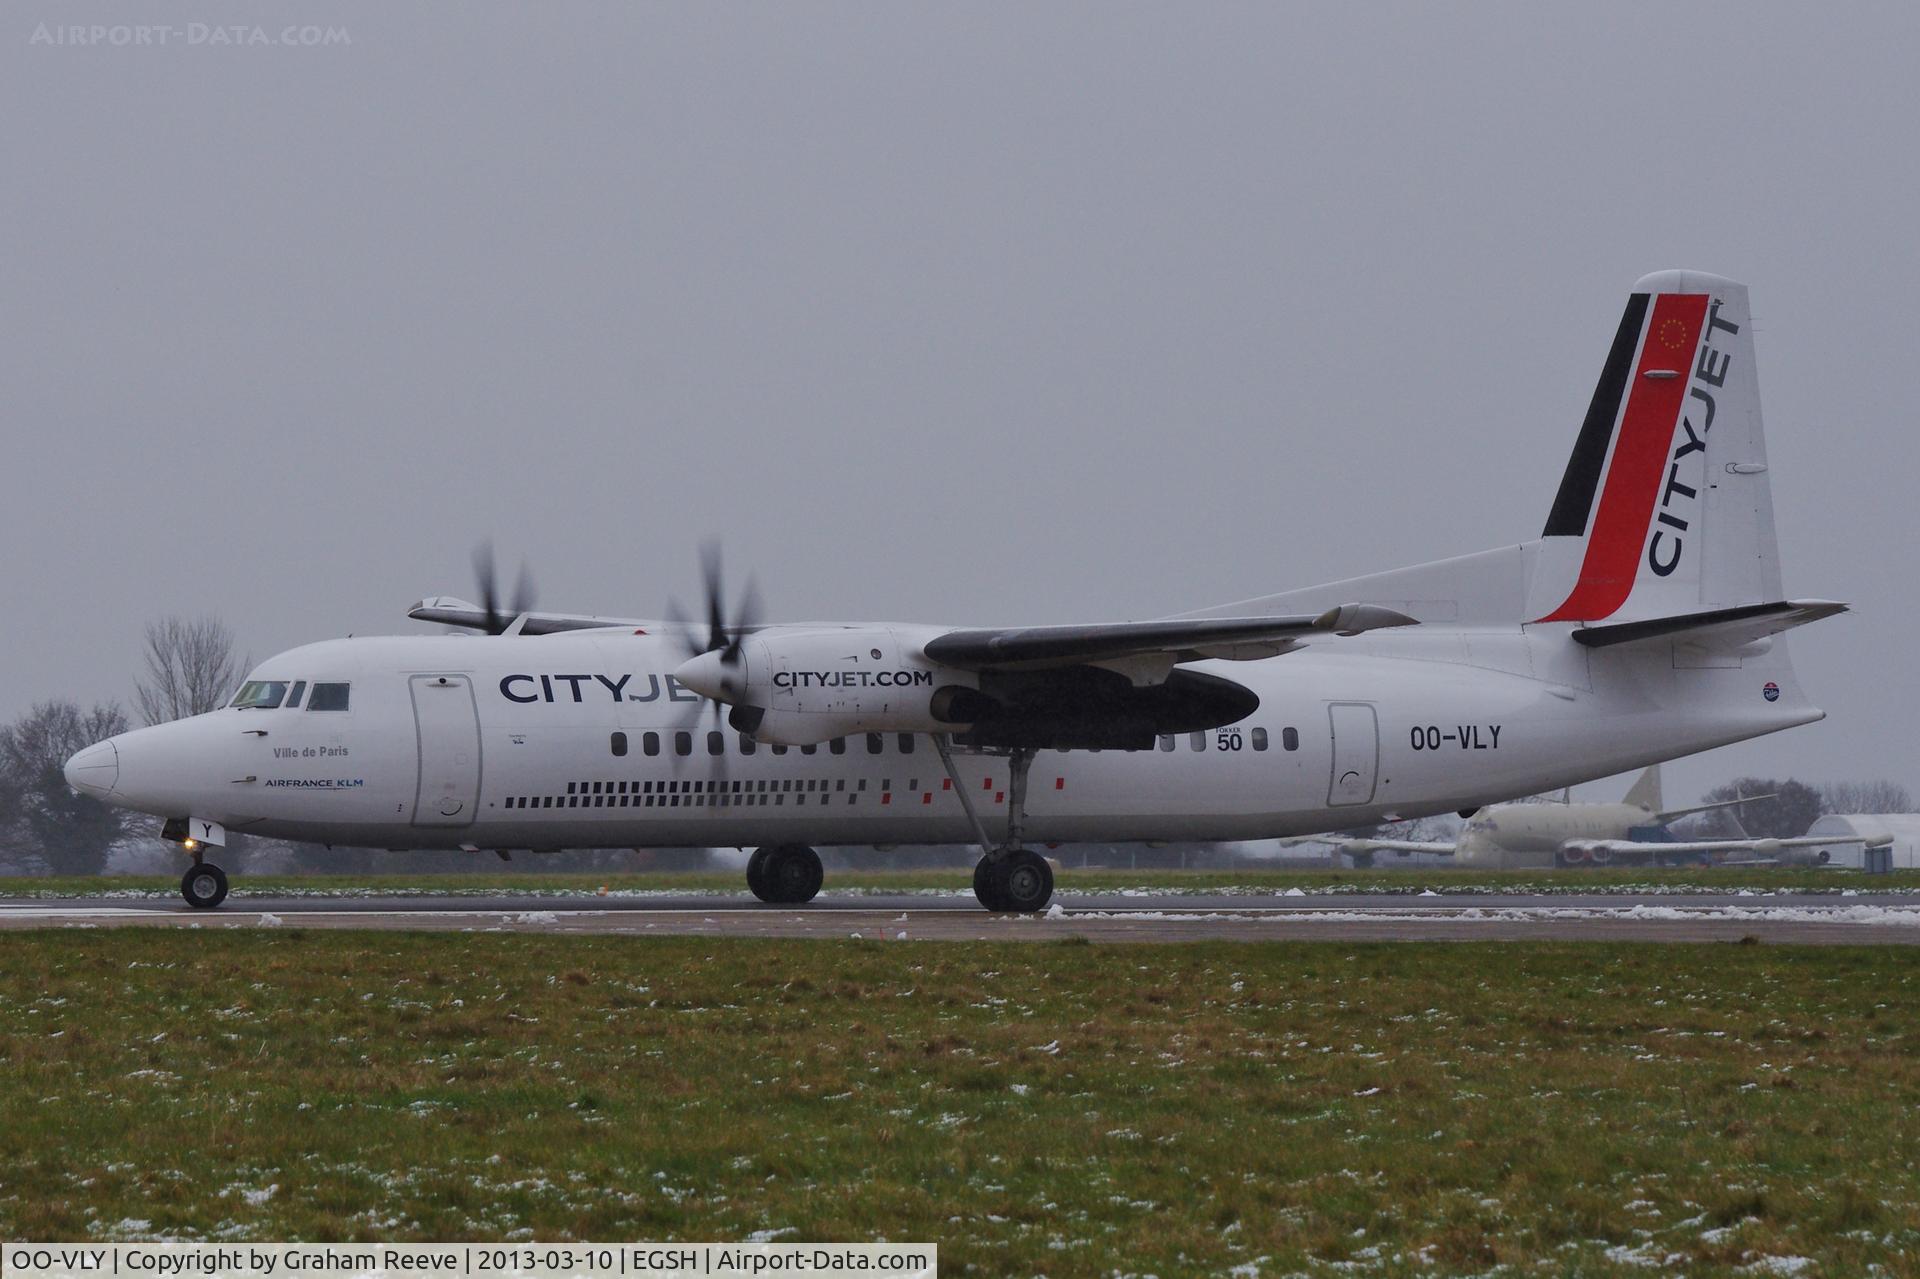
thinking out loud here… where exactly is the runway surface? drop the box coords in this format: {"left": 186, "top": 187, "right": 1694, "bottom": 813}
{"left": 5, "top": 890, "right": 1920, "bottom": 943}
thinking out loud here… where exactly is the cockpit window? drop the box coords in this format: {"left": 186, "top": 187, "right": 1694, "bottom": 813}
{"left": 231, "top": 680, "right": 289, "bottom": 709}
{"left": 307, "top": 683, "right": 351, "bottom": 711}
{"left": 285, "top": 681, "right": 306, "bottom": 709}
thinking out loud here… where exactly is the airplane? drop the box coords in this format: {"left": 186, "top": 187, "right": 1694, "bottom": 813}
{"left": 64, "top": 270, "right": 1849, "bottom": 913}
{"left": 1320, "top": 766, "right": 1892, "bottom": 868}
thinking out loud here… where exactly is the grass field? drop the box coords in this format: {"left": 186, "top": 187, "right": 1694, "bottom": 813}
{"left": 6, "top": 865, "right": 1919, "bottom": 898}
{"left": 3, "top": 932, "right": 1918, "bottom": 1275}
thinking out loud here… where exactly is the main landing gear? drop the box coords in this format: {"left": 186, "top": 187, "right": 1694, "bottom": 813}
{"left": 747, "top": 843, "right": 824, "bottom": 904}
{"left": 935, "top": 735, "right": 1055, "bottom": 914}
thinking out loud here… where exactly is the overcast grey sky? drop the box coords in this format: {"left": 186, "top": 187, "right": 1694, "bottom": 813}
{"left": 3, "top": 3, "right": 1914, "bottom": 805}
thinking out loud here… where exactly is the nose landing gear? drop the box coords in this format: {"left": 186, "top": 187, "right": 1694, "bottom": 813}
{"left": 180, "top": 860, "right": 229, "bottom": 909}
{"left": 163, "top": 817, "right": 230, "bottom": 909}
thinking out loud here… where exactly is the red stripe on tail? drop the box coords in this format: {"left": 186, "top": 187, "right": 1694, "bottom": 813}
{"left": 1535, "top": 292, "right": 1709, "bottom": 622}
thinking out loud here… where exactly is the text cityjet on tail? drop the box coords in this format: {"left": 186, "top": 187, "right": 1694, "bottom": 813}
{"left": 66, "top": 272, "right": 1846, "bottom": 911}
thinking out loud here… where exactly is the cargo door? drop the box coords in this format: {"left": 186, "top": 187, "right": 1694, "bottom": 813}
{"left": 410, "top": 674, "right": 480, "bottom": 826}
{"left": 1327, "top": 702, "right": 1379, "bottom": 807}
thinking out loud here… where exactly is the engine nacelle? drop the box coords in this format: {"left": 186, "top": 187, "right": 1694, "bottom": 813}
{"left": 677, "top": 625, "right": 980, "bottom": 745}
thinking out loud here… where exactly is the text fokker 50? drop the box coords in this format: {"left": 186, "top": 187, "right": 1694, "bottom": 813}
{"left": 66, "top": 272, "right": 1845, "bottom": 911}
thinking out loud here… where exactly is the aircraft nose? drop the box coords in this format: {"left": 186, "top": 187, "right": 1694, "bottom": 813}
{"left": 64, "top": 740, "right": 120, "bottom": 798}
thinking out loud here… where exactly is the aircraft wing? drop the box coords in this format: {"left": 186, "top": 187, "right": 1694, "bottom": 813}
{"left": 1341, "top": 839, "right": 1458, "bottom": 856}
{"left": 1564, "top": 834, "right": 1892, "bottom": 863}
{"left": 922, "top": 604, "right": 1418, "bottom": 672}
{"left": 408, "top": 597, "right": 651, "bottom": 636}
{"left": 1652, "top": 793, "right": 1779, "bottom": 824}
{"left": 1277, "top": 836, "right": 1457, "bottom": 855}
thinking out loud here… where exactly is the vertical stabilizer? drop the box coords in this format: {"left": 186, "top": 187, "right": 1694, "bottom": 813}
{"left": 1621, "top": 765, "right": 1663, "bottom": 812}
{"left": 1530, "top": 272, "right": 1782, "bottom": 623}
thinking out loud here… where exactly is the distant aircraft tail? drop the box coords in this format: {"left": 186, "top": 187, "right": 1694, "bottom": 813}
{"left": 1529, "top": 271, "right": 1782, "bottom": 623}
{"left": 1621, "top": 765, "right": 1662, "bottom": 812}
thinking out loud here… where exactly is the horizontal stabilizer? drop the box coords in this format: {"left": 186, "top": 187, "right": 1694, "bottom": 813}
{"left": 1570, "top": 599, "right": 1846, "bottom": 650}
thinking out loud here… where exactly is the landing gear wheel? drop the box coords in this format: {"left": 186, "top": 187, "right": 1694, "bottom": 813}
{"left": 763, "top": 844, "right": 823, "bottom": 904}
{"left": 181, "top": 863, "right": 229, "bottom": 909}
{"left": 997, "top": 849, "right": 1054, "bottom": 913}
{"left": 746, "top": 846, "right": 775, "bottom": 902}
{"left": 973, "top": 856, "right": 1010, "bottom": 912}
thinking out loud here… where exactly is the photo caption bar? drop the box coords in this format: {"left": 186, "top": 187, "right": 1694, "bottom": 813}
{"left": 4, "top": 1245, "right": 935, "bottom": 1279}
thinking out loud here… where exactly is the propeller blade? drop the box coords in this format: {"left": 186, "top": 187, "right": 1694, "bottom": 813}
{"left": 470, "top": 542, "right": 539, "bottom": 636}
{"left": 471, "top": 543, "right": 505, "bottom": 635}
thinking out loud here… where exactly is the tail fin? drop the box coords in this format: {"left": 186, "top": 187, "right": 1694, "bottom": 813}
{"left": 1621, "top": 765, "right": 1663, "bottom": 812}
{"left": 1530, "top": 271, "right": 1782, "bottom": 623}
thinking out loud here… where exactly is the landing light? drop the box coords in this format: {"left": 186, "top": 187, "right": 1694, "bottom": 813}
{"left": 182, "top": 838, "right": 198, "bottom": 852}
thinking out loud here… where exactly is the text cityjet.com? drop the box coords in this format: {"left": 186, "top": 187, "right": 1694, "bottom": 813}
{"left": 5, "top": 1243, "right": 938, "bottom": 1279}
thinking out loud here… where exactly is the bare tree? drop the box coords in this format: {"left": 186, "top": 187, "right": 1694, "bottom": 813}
{"left": 0, "top": 701, "right": 130, "bottom": 875}
{"left": 135, "top": 616, "right": 246, "bottom": 726}
{"left": 1703, "top": 777, "right": 1825, "bottom": 839}
{"left": 1819, "top": 779, "right": 1915, "bottom": 815}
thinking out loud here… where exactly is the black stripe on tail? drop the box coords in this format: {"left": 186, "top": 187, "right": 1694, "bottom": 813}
{"left": 1542, "top": 292, "right": 1649, "bottom": 537}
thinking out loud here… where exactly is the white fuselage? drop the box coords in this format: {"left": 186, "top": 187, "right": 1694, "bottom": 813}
{"left": 79, "top": 625, "right": 1819, "bottom": 854}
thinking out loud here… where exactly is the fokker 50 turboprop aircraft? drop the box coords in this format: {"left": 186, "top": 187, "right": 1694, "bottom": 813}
{"left": 1326, "top": 766, "right": 1890, "bottom": 869}
{"left": 66, "top": 271, "right": 1846, "bottom": 912}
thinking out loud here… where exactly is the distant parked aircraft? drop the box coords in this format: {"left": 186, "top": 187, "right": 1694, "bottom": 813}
{"left": 1327, "top": 767, "right": 1889, "bottom": 868}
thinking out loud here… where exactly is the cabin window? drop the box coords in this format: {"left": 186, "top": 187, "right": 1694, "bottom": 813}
{"left": 1157, "top": 734, "right": 1175, "bottom": 752}
{"left": 674, "top": 731, "right": 693, "bottom": 756}
{"left": 1251, "top": 727, "right": 1268, "bottom": 752}
{"left": 866, "top": 733, "right": 884, "bottom": 755}
{"left": 707, "top": 731, "right": 725, "bottom": 757}
{"left": 231, "top": 681, "right": 289, "bottom": 710}
{"left": 1189, "top": 731, "right": 1207, "bottom": 752}
{"left": 643, "top": 731, "right": 660, "bottom": 757}
{"left": 897, "top": 734, "right": 916, "bottom": 754}
{"left": 1282, "top": 727, "right": 1300, "bottom": 751}
{"left": 285, "top": 681, "right": 306, "bottom": 709}
{"left": 611, "top": 732, "right": 628, "bottom": 758}
{"left": 830, "top": 737, "right": 847, "bottom": 755}
{"left": 801, "top": 743, "right": 817, "bottom": 756}
{"left": 739, "top": 734, "right": 757, "bottom": 755}
{"left": 771, "top": 743, "right": 788, "bottom": 756}
{"left": 307, "top": 683, "right": 351, "bottom": 711}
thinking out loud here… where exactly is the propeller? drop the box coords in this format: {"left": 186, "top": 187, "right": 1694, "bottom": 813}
{"left": 471, "top": 542, "right": 537, "bottom": 636}
{"left": 664, "top": 541, "right": 763, "bottom": 708}
{"left": 663, "top": 544, "right": 765, "bottom": 796}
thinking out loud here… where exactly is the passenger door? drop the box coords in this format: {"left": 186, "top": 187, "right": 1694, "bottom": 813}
{"left": 1327, "top": 702, "right": 1379, "bottom": 807}
{"left": 410, "top": 674, "right": 480, "bottom": 826}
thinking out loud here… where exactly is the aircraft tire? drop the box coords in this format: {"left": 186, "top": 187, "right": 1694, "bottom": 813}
{"left": 973, "top": 856, "right": 1010, "bottom": 912}
{"left": 764, "top": 844, "right": 822, "bottom": 904}
{"left": 181, "top": 863, "right": 229, "bottom": 910}
{"left": 746, "top": 846, "right": 775, "bottom": 902}
{"left": 996, "top": 849, "right": 1055, "bottom": 914}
